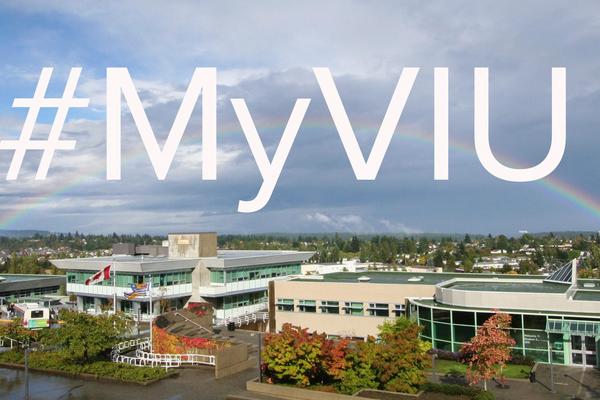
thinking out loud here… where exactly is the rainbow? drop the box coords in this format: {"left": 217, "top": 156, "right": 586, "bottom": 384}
{"left": 1, "top": 117, "right": 599, "bottom": 229}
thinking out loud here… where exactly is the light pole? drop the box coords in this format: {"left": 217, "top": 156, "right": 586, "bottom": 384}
{"left": 24, "top": 345, "right": 29, "bottom": 400}
{"left": 258, "top": 332, "right": 263, "bottom": 383}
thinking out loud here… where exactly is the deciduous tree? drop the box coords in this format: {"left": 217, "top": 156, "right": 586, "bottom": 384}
{"left": 460, "top": 312, "right": 516, "bottom": 391}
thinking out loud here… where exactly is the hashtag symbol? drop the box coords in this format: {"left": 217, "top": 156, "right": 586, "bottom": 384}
{"left": 0, "top": 68, "right": 89, "bottom": 180}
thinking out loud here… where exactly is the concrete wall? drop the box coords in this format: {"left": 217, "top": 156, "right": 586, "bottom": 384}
{"left": 214, "top": 343, "right": 253, "bottom": 379}
{"left": 272, "top": 280, "right": 436, "bottom": 338}
{"left": 168, "top": 233, "right": 217, "bottom": 258}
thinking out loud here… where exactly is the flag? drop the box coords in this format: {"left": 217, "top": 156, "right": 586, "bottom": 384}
{"left": 125, "top": 282, "right": 149, "bottom": 300}
{"left": 85, "top": 265, "right": 111, "bottom": 285}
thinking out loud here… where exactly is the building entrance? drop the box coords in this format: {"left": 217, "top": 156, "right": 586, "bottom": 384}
{"left": 571, "top": 335, "right": 597, "bottom": 367}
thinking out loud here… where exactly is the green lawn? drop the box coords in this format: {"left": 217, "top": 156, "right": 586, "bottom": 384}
{"left": 428, "top": 359, "right": 531, "bottom": 379}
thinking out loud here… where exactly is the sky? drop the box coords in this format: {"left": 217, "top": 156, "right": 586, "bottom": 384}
{"left": 0, "top": 1, "right": 600, "bottom": 235}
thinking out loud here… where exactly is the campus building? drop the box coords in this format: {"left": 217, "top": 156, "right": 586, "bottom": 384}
{"left": 0, "top": 274, "right": 65, "bottom": 303}
{"left": 270, "top": 262, "right": 600, "bottom": 367}
{"left": 52, "top": 233, "right": 313, "bottom": 324}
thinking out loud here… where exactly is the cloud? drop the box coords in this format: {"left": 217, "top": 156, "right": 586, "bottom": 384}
{"left": 1, "top": 2, "right": 600, "bottom": 234}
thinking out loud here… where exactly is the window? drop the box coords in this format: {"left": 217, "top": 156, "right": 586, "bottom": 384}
{"left": 523, "top": 315, "right": 546, "bottom": 330}
{"left": 432, "top": 308, "right": 451, "bottom": 323}
{"left": 452, "top": 311, "right": 475, "bottom": 326}
{"left": 276, "top": 299, "right": 294, "bottom": 312}
{"left": 476, "top": 312, "right": 494, "bottom": 326}
{"left": 298, "top": 300, "right": 316, "bottom": 313}
{"left": 368, "top": 303, "right": 389, "bottom": 317}
{"left": 393, "top": 304, "right": 405, "bottom": 317}
{"left": 320, "top": 301, "right": 339, "bottom": 314}
{"left": 30, "top": 310, "right": 44, "bottom": 318}
{"left": 343, "top": 302, "right": 364, "bottom": 316}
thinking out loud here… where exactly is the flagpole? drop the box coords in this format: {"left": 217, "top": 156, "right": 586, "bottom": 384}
{"left": 149, "top": 276, "right": 153, "bottom": 353}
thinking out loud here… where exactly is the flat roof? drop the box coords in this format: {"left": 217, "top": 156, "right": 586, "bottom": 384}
{"left": 51, "top": 250, "right": 314, "bottom": 273}
{"left": 444, "top": 281, "right": 568, "bottom": 294}
{"left": 293, "top": 271, "right": 543, "bottom": 285}
{"left": 409, "top": 298, "right": 600, "bottom": 318}
{"left": 0, "top": 274, "right": 65, "bottom": 293}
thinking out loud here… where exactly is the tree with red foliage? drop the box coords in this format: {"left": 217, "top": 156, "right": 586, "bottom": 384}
{"left": 261, "top": 323, "right": 349, "bottom": 386}
{"left": 460, "top": 311, "right": 516, "bottom": 391}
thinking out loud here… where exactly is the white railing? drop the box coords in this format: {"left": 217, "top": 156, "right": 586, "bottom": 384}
{"left": 111, "top": 337, "right": 216, "bottom": 369}
{"left": 215, "top": 311, "right": 268, "bottom": 327}
{"left": 0, "top": 336, "right": 24, "bottom": 349}
{"left": 199, "top": 276, "right": 289, "bottom": 296}
{"left": 68, "top": 283, "right": 193, "bottom": 298}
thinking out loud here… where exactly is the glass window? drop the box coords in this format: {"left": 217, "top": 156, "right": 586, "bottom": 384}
{"left": 418, "top": 306, "right": 431, "bottom": 320}
{"left": 523, "top": 315, "right": 546, "bottom": 330}
{"left": 477, "top": 312, "right": 494, "bottom": 326}
{"left": 523, "top": 330, "right": 548, "bottom": 349}
{"left": 434, "top": 322, "right": 452, "bottom": 341}
{"left": 393, "top": 304, "right": 405, "bottom": 317}
{"left": 549, "top": 333, "right": 564, "bottom": 351}
{"left": 320, "top": 301, "right": 339, "bottom": 314}
{"left": 368, "top": 303, "right": 389, "bottom": 317}
{"left": 452, "top": 311, "right": 475, "bottom": 326}
{"left": 453, "top": 324, "right": 475, "bottom": 343}
{"left": 510, "top": 329, "right": 523, "bottom": 348}
{"left": 435, "top": 340, "right": 452, "bottom": 351}
{"left": 509, "top": 314, "right": 523, "bottom": 328}
{"left": 419, "top": 319, "right": 432, "bottom": 338}
{"left": 344, "top": 302, "right": 364, "bottom": 316}
{"left": 276, "top": 298, "right": 294, "bottom": 312}
{"left": 432, "top": 308, "right": 451, "bottom": 323}
{"left": 525, "top": 349, "right": 548, "bottom": 363}
{"left": 298, "top": 300, "right": 316, "bottom": 313}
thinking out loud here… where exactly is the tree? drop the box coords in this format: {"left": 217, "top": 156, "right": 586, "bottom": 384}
{"left": 372, "top": 317, "right": 431, "bottom": 393}
{"left": 42, "top": 310, "right": 130, "bottom": 362}
{"left": 460, "top": 312, "right": 516, "bottom": 391}
{"left": 338, "top": 339, "right": 379, "bottom": 394}
{"left": 0, "top": 318, "right": 37, "bottom": 345}
{"left": 261, "top": 323, "right": 349, "bottom": 386}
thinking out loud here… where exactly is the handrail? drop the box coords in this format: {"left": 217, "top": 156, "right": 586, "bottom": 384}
{"left": 173, "top": 312, "right": 213, "bottom": 335}
{"left": 111, "top": 337, "right": 216, "bottom": 369}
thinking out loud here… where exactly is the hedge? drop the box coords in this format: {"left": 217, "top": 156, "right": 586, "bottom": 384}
{"left": 0, "top": 350, "right": 169, "bottom": 383}
{"left": 422, "top": 383, "right": 495, "bottom": 400}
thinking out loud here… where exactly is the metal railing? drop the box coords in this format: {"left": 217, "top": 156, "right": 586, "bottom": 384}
{"left": 215, "top": 311, "right": 268, "bottom": 327}
{"left": 111, "top": 337, "right": 216, "bottom": 369}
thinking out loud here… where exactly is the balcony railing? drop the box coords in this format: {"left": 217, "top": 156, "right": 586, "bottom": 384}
{"left": 67, "top": 283, "right": 193, "bottom": 298}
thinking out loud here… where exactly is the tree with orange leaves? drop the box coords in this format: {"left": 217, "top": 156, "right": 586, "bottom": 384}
{"left": 460, "top": 311, "right": 516, "bottom": 391}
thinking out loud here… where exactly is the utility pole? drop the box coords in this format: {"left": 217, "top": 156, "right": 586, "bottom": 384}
{"left": 24, "top": 345, "right": 30, "bottom": 400}
{"left": 258, "top": 331, "right": 263, "bottom": 383}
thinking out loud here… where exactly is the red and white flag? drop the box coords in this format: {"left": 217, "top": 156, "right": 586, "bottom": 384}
{"left": 85, "top": 265, "right": 112, "bottom": 285}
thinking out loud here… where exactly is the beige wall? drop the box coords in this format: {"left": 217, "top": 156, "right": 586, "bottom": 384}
{"left": 168, "top": 232, "right": 217, "bottom": 258}
{"left": 272, "top": 280, "right": 435, "bottom": 338}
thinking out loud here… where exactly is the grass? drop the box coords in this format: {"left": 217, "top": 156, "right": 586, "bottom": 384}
{"left": 428, "top": 359, "right": 531, "bottom": 379}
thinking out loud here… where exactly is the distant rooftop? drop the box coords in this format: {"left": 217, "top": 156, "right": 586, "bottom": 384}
{"left": 293, "top": 271, "right": 543, "bottom": 285}
{"left": 51, "top": 249, "right": 314, "bottom": 272}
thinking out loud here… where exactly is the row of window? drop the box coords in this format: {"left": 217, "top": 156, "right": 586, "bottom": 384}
{"left": 67, "top": 271, "right": 192, "bottom": 287}
{"left": 209, "top": 264, "right": 301, "bottom": 284}
{"left": 222, "top": 291, "right": 268, "bottom": 310}
{"left": 412, "top": 304, "right": 600, "bottom": 363}
{"left": 276, "top": 299, "right": 405, "bottom": 317}
{"left": 0, "top": 286, "right": 61, "bottom": 301}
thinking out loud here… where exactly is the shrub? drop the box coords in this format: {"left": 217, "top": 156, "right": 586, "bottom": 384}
{"left": 422, "top": 382, "right": 483, "bottom": 398}
{"left": 0, "top": 350, "right": 168, "bottom": 383}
